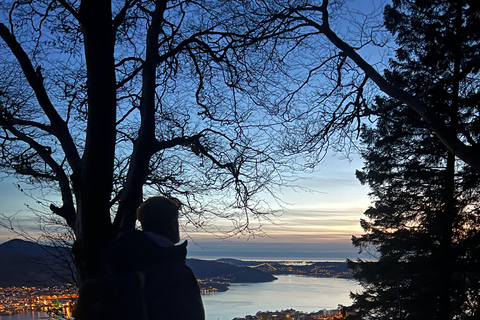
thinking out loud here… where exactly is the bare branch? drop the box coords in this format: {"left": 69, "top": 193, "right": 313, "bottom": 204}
{"left": 5, "top": 125, "right": 75, "bottom": 227}
{"left": 0, "top": 23, "right": 81, "bottom": 170}
{"left": 55, "top": 0, "right": 81, "bottom": 21}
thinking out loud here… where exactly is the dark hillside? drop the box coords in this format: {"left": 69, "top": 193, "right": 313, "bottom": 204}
{"left": 187, "top": 259, "right": 277, "bottom": 283}
{"left": 0, "top": 239, "right": 46, "bottom": 256}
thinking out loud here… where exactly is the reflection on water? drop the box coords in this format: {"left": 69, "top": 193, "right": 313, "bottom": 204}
{"left": 0, "top": 310, "right": 51, "bottom": 320}
{"left": 0, "top": 306, "right": 70, "bottom": 320}
{"left": 202, "top": 275, "right": 361, "bottom": 320}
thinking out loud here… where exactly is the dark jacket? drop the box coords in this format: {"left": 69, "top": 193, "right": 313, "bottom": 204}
{"left": 76, "top": 231, "right": 205, "bottom": 320}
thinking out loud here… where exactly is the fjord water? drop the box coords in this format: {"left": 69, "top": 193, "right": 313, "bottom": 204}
{"left": 0, "top": 275, "right": 359, "bottom": 320}
{"left": 202, "top": 275, "right": 361, "bottom": 320}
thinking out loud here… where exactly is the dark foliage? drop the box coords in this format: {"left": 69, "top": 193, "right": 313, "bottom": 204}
{"left": 346, "top": 1, "right": 480, "bottom": 319}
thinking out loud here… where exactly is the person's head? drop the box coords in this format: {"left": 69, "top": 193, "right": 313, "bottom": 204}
{"left": 137, "top": 196, "right": 181, "bottom": 243}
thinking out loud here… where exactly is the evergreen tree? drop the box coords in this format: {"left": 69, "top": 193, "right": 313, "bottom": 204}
{"left": 347, "top": 1, "right": 480, "bottom": 319}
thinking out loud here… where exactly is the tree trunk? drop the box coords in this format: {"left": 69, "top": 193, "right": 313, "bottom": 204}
{"left": 436, "top": 150, "right": 455, "bottom": 320}
{"left": 75, "top": 0, "right": 117, "bottom": 285}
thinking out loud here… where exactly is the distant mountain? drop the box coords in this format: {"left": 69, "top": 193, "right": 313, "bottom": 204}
{"left": 0, "top": 239, "right": 75, "bottom": 287}
{"left": 0, "top": 239, "right": 47, "bottom": 255}
{"left": 0, "top": 239, "right": 276, "bottom": 288}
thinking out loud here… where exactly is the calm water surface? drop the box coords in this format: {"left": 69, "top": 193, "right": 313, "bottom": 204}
{"left": 0, "top": 275, "right": 360, "bottom": 320}
{"left": 202, "top": 275, "right": 361, "bottom": 320}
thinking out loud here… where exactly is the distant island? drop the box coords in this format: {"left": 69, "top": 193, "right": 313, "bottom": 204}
{"left": 216, "top": 258, "right": 352, "bottom": 279}
{"left": 186, "top": 258, "right": 277, "bottom": 293}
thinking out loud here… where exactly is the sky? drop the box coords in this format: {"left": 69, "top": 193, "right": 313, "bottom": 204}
{"left": 0, "top": 152, "right": 372, "bottom": 261}
{"left": 185, "top": 153, "right": 372, "bottom": 261}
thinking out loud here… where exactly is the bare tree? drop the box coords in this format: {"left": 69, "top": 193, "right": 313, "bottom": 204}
{"left": 0, "top": 0, "right": 316, "bottom": 288}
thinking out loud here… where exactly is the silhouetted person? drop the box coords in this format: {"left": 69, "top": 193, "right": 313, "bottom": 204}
{"left": 75, "top": 197, "right": 205, "bottom": 320}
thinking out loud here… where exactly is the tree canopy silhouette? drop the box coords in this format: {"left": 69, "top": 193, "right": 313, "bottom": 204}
{"left": 345, "top": 0, "right": 480, "bottom": 319}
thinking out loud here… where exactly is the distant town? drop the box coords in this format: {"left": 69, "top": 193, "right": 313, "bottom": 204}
{"left": 247, "top": 261, "right": 352, "bottom": 278}
{"left": 0, "top": 283, "right": 349, "bottom": 319}
{"left": 0, "top": 285, "right": 77, "bottom": 317}
{"left": 233, "top": 308, "right": 345, "bottom": 320}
